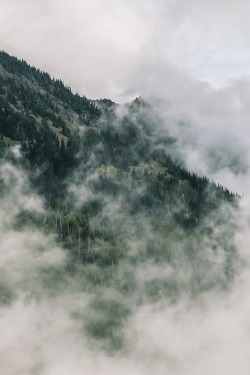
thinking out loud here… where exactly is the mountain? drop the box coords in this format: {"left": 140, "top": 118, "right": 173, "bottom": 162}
{"left": 0, "top": 51, "right": 239, "bottom": 351}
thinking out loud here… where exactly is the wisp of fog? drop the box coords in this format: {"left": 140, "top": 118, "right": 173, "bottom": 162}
{"left": 1, "top": 124, "right": 250, "bottom": 375}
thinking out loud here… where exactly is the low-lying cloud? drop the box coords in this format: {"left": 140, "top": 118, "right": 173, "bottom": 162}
{"left": 1, "top": 132, "right": 250, "bottom": 375}
{"left": 127, "top": 67, "right": 250, "bottom": 196}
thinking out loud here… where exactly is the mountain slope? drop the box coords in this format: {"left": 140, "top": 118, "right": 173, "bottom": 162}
{"left": 0, "top": 51, "right": 240, "bottom": 352}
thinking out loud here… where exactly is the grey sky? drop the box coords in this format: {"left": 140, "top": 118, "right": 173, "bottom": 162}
{"left": 1, "top": 0, "right": 250, "bottom": 101}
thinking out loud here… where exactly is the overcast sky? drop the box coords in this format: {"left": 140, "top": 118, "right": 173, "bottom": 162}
{"left": 1, "top": 0, "right": 250, "bottom": 101}
{"left": 1, "top": 0, "right": 250, "bottom": 194}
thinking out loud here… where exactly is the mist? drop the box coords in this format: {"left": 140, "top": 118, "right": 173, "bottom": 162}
{"left": 1, "top": 111, "right": 250, "bottom": 375}
{"left": 127, "top": 66, "right": 250, "bottom": 197}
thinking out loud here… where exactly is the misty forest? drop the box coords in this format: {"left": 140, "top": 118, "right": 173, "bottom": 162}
{"left": 0, "top": 51, "right": 248, "bottom": 375}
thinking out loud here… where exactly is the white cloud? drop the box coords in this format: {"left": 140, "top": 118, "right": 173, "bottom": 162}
{"left": 0, "top": 0, "right": 150, "bottom": 100}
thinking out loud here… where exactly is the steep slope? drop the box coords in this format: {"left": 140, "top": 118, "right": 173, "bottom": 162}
{"left": 0, "top": 51, "right": 240, "bottom": 352}
{"left": 0, "top": 50, "right": 100, "bottom": 142}
{"left": 0, "top": 52, "right": 235, "bottom": 196}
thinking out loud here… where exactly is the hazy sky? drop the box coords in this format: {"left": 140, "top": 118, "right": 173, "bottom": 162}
{"left": 1, "top": 0, "right": 250, "bottom": 101}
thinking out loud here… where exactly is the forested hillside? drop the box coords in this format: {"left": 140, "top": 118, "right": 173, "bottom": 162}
{"left": 0, "top": 51, "right": 239, "bottom": 352}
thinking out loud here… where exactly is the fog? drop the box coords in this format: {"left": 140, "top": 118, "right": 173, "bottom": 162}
{"left": 127, "top": 69, "right": 250, "bottom": 196}
{"left": 1, "top": 129, "right": 250, "bottom": 374}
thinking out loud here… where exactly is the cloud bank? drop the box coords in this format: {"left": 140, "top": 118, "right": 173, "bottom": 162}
{"left": 1, "top": 155, "right": 250, "bottom": 375}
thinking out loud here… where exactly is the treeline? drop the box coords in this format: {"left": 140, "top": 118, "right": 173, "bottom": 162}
{"left": 0, "top": 51, "right": 101, "bottom": 122}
